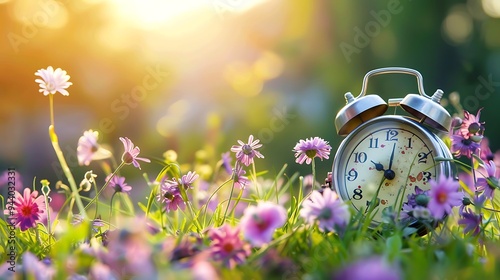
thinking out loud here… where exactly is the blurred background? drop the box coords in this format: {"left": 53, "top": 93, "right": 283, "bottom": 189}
{"left": 1, "top": 0, "right": 500, "bottom": 194}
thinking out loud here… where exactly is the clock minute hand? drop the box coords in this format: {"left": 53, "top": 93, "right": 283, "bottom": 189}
{"left": 384, "top": 143, "right": 397, "bottom": 180}
{"left": 388, "top": 143, "right": 396, "bottom": 171}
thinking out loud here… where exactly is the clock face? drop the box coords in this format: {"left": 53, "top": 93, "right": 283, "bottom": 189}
{"left": 333, "top": 116, "right": 451, "bottom": 226}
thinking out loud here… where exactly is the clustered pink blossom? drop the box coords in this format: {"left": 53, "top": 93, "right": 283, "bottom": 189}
{"left": 240, "top": 201, "right": 287, "bottom": 246}
{"left": 208, "top": 224, "right": 251, "bottom": 268}
{"left": 5, "top": 188, "right": 46, "bottom": 231}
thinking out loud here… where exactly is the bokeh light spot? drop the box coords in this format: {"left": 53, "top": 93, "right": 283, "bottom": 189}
{"left": 224, "top": 62, "right": 263, "bottom": 97}
{"left": 482, "top": 0, "right": 500, "bottom": 18}
{"left": 253, "top": 51, "right": 284, "bottom": 80}
{"left": 442, "top": 6, "right": 473, "bottom": 45}
{"left": 156, "top": 99, "right": 189, "bottom": 137}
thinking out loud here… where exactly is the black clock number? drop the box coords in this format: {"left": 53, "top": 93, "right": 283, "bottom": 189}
{"left": 422, "top": 171, "right": 432, "bottom": 182}
{"left": 407, "top": 137, "right": 413, "bottom": 149}
{"left": 347, "top": 169, "right": 358, "bottom": 181}
{"left": 369, "top": 138, "right": 379, "bottom": 148}
{"left": 352, "top": 188, "right": 363, "bottom": 200}
{"left": 386, "top": 129, "right": 398, "bottom": 141}
{"left": 417, "top": 150, "right": 432, "bottom": 164}
{"left": 353, "top": 152, "right": 367, "bottom": 163}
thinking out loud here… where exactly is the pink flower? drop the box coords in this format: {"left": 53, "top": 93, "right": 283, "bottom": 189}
{"left": 427, "top": 175, "right": 463, "bottom": 219}
{"left": 119, "top": 137, "right": 151, "bottom": 170}
{"left": 460, "top": 109, "right": 484, "bottom": 139}
{"left": 230, "top": 135, "right": 264, "bottom": 166}
{"left": 233, "top": 168, "right": 250, "bottom": 189}
{"left": 208, "top": 224, "right": 251, "bottom": 268}
{"left": 300, "top": 188, "right": 350, "bottom": 232}
{"left": 157, "top": 183, "right": 185, "bottom": 212}
{"left": 34, "top": 66, "right": 73, "bottom": 96}
{"left": 77, "top": 130, "right": 112, "bottom": 166}
{"left": 293, "top": 137, "right": 331, "bottom": 165}
{"left": 5, "top": 188, "right": 46, "bottom": 231}
{"left": 240, "top": 201, "right": 287, "bottom": 246}
{"left": 106, "top": 175, "right": 132, "bottom": 194}
{"left": 335, "top": 256, "right": 401, "bottom": 280}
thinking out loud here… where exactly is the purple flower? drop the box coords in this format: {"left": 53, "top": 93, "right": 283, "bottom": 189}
{"left": 90, "top": 262, "right": 117, "bottom": 280}
{"left": 221, "top": 152, "right": 232, "bottom": 174}
{"left": 458, "top": 207, "right": 482, "bottom": 236}
{"left": 162, "top": 171, "right": 199, "bottom": 191}
{"left": 300, "top": 188, "right": 350, "bottom": 232}
{"left": 240, "top": 201, "right": 287, "bottom": 247}
{"left": 20, "top": 252, "right": 55, "bottom": 280}
{"left": 335, "top": 256, "right": 401, "bottom": 280}
{"left": 451, "top": 133, "right": 480, "bottom": 158}
{"left": 293, "top": 137, "right": 332, "bottom": 165}
{"left": 0, "top": 170, "right": 23, "bottom": 191}
{"left": 106, "top": 175, "right": 132, "bottom": 194}
{"left": 103, "top": 221, "right": 155, "bottom": 278}
{"left": 119, "top": 137, "right": 151, "bottom": 169}
{"left": 233, "top": 168, "right": 250, "bottom": 190}
{"left": 208, "top": 224, "right": 251, "bottom": 268}
{"left": 179, "top": 171, "right": 199, "bottom": 189}
{"left": 427, "top": 175, "right": 463, "bottom": 219}
{"left": 34, "top": 66, "right": 72, "bottom": 96}
{"left": 157, "top": 183, "right": 185, "bottom": 212}
{"left": 77, "top": 130, "right": 112, "bottom": 166}
{"left": 476, "top": 160, "right": 499, "bottom": 199}
{"left": 230, "top": 135, "right": 264, "bottom": 166}
{"left": 400, "top": 186, "right": 431, "bottom": 220}
{"left": 4, "top": 188, "right": 45, "bottom": 231}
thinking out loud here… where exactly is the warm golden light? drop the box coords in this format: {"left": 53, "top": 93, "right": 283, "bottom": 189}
{"left": 108, "top": 0, "right": 211, "bottom": 30}
{"left": 482, "top": 0, "right": 500, "bottom": 18}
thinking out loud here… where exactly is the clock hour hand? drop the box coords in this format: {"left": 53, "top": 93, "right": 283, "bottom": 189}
{"left": 370, "top": 160, "right": 385, "bottom": 171}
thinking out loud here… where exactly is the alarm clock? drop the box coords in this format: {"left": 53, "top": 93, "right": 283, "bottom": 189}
{"left": 328, "top": 67, "right": 454, "bottom": 228}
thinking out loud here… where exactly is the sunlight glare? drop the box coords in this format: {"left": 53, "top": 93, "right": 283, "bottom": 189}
{"left": 109, "top": 0, "right": 211, "bottom": 30}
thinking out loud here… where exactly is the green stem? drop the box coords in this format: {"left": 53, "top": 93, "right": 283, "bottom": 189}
{"left": 178, "top": 183, "right": 203, "bottom": 234}
{"left": 221, "top": 164, "right": 240, "bottom": 226}
{"left": 92, "top": 180, "right": 99, "bottom": 220}
{"left": 109, "top": 191, "right": 117, "bottom": 230}
{"left": 311, "top": 159, "right": 316, "bottom": 193}
{"left": 252, "top": 161, "right": 260, "bottom": 198}
{"left": 201, "top": 177, "right": 232, "bottom": 225}
{"left": 50, "top": 125, "right": 87, "bottom": 219}
{"left": 84, "top": 161, "right": 125, "bottom": 212}
{"left": 44, "top": 194, "right": 51, "bottom": 247}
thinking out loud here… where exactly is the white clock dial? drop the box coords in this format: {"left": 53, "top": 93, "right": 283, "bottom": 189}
{"left": 333, "top": 116, "right": 452, "bottom": 226}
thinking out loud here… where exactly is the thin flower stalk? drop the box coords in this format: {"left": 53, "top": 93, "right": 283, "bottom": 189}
{"left": 49, "top": 125, "right": 87, "bottom": 219}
